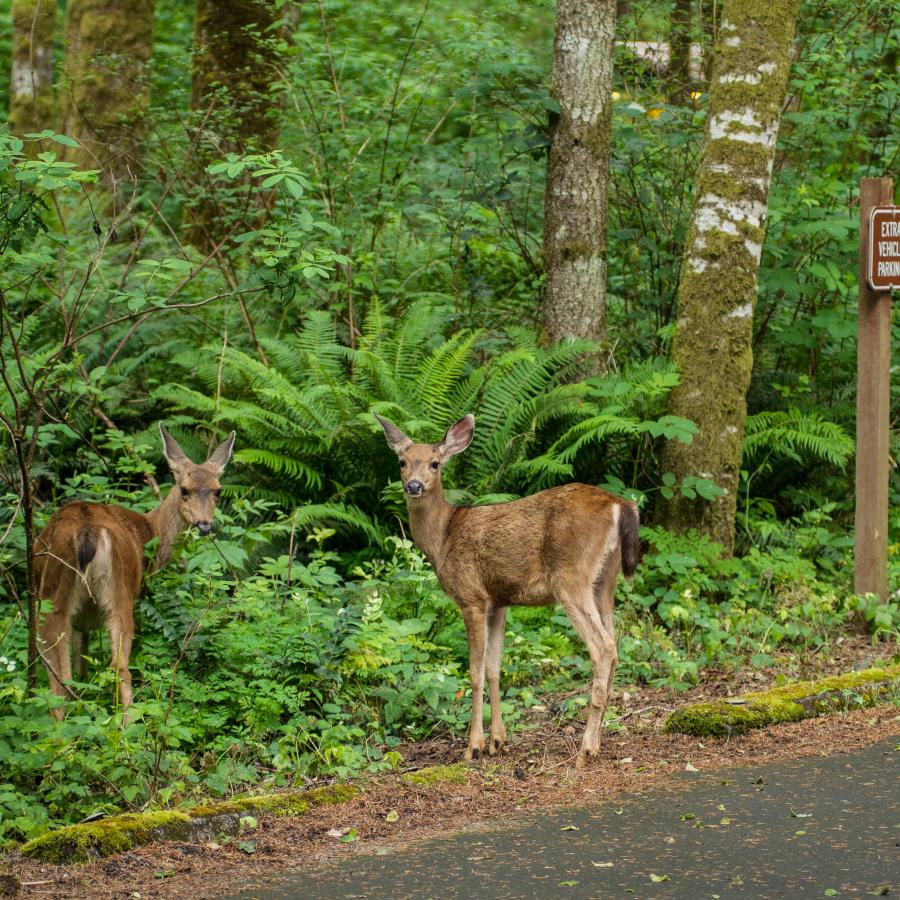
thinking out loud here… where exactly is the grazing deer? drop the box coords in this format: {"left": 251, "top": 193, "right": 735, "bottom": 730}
{"left": 34, "top": 425, "right": 236, "bottom": 718}
{"left": 375, "top": 413, "right": 640, "bottom": 769}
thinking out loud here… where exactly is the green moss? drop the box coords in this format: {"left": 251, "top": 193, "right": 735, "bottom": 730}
{"left": 401, "top": 763, "right": 470, "bottom": 786}
{"left": 22, "top": 783, "right": 361, "bottom": 863}
{"left": 189, "top": 783, "right": 359, "bottom": 818}
{"left": 665, "top": 665, "right": 900, "bottom": 738}
{"left": 22, "top": 811, "right": 191, "bottom": 864}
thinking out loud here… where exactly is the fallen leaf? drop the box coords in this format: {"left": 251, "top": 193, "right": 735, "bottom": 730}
{"left": 680, "top": 812, "right": 695, "bottom": 821}
{"left": 620, "top": 756, "right": 633, "bottom": 764}
{"left": 205, "top": 842, "right": 222, "bottom": 851}
{"left": 327, "top": 827, "right": 350, "bottom": 839}
{"left": 385, "top": 810, "right": 399, "bottom": 823}
{"left": 592, "top": 861, "right": 613, "bottom": 868}
{"left": 237, "top": 839, "right": 256, "bottom": 855}
{"left": 649, "top": 874, "right": 669, "bottom": 883}
{"left": 720, "top": 818, "right": 731, "bottom": 826}
{"left": 794, "top": 830, "right": 807, "bottom": 836}
{"left": 790, "top": 808, "right": 812, "bottom": 818}
{"left": 339, "top": 828, "right": 359, "bottom": 844}
{"left": 561, "top": 825, "right": 579, "bottom": 831}
{"left": 717, "top": 804, "right": 726, "bottom": 812}
{"left": 685, "top": 763, "right": 699, "bottom": 772}
{"left": 558, "top": 880, "right": 579, "bottom": 886}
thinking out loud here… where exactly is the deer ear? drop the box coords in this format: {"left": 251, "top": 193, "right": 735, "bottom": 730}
{"left": 374, "top": 413, "right": 412, "bottom": 454}
{"left": 439, "top": 414, "right": 475, "bottom": 458}
{"left": 159, "top": 424, "right": 190, "bottom": 472}
{"left": 206, "top": 431, "right": 236, "bottom": 473}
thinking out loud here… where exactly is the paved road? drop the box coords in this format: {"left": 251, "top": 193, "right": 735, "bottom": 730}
{"left": 237, "top": 738, "right": 899, "bottom": 898}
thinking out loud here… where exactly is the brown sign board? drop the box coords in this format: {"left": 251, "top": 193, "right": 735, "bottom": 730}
{"left": 868, "top": 206, "right": 900, "bottom": 291}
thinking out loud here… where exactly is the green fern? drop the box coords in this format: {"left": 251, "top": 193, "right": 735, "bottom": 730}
{"left": 743, "top": 408, "right": 853, "bottom": 468}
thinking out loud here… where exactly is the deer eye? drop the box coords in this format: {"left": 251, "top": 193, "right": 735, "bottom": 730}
{"left": 399, "top": 459, "right": 407, "bottom": 469}
{"left": 430, "top": 461, "right": 440, "bottom": 471}
{"left": 180, "top": 487, "right": 190, "bottom": 499}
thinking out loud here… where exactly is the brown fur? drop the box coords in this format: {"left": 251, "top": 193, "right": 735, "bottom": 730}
{"left": 34, "top": 425, "right": 235, "bottom": 719}
{"left": 376, "top": 412, "right": 640, "bottom": 768}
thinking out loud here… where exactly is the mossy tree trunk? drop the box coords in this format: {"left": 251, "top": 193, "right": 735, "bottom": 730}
{"left": 657, "top": 0, "right": 799, "bottom": 553}
{"left": 185, "top": 0, "right": 285, "bottom": 251}
{"left": 9, "top": 0, "right": 57, "bottom": 137}
{"left": 541, "top": 0, "right": 616, "bottom": 348}
{"left": 60, "top": 0, "right": 155, "bottom": 199}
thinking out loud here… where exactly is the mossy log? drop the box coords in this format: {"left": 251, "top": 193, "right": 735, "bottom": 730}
{"left": 21, "top": 784, "right": 359, "bottom": 864}
{"left": 665, "top": 665, "right": 900, "bottom": 738}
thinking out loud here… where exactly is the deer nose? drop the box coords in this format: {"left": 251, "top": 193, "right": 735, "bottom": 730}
{"left": 196, "top": 521, "right": 213, "bottom": 535}
{"left": 405, "top": 480, "right": 425, "bottom": 497}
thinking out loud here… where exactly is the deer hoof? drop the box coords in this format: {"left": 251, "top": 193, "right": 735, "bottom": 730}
{"left": 489, "top": 736, "right": 505, "bottom": 755}
{"left": 464, "top": 746, "right": 481, "bottom": 762}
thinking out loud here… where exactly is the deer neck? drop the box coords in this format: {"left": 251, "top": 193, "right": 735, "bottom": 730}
{"left": 145, "top": 487, "right": 188, "bottom": 571}
{"left": 406, "top": 482, "right": 454, "bottom": 567}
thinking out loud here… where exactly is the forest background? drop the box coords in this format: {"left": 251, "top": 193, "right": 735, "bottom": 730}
{"left": 0, "top": 0, "right": 898, "bottom": 843}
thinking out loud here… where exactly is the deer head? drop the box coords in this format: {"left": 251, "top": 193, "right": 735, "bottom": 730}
{"left": 375, "top": 413, "right": 474, "bottom": 498}
{"left": 159, "top": 425, "right": 236, "bottom": 534}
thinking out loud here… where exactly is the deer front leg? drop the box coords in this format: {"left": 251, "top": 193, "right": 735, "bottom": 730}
{"left": 460, "top": 604, "right": 488, "bottom": 761}
{"left": 485, "top": 605, "right": 508, "bottom": 755}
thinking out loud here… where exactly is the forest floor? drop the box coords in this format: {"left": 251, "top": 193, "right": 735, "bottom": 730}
{"left": 3, "top": 636, "right": 898, "bottom": 899}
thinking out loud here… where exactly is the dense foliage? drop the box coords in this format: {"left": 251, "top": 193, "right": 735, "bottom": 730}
{"left": 0, "top": 0, "right": 898, "bottom": 842}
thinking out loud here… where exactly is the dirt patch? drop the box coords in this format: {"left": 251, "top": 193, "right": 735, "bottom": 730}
{"left": 3, "top": 641, "right": 898, "bottom": 898}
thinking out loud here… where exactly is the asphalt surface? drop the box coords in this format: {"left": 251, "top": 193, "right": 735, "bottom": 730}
{"left": 237, "top": 737, "right": 899, "bottom": 898}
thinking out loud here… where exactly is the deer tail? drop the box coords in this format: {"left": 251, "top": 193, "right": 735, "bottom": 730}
{"left": 618, "top": 503, "right": 640, "bottom": 578}
{"left": 74, "top": 526, "right": 100, "bottom": 573}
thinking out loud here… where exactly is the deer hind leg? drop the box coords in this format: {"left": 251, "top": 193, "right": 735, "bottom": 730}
{"left": 72, "top": 630, "right": 89, "bottom": 681}
{"left": 460, "top": 603, "right": 488, "bottom": 761}
{"left": 485, "top": 605, "right": 508, "bottom": 755}
{"left": 39, "top": 607, "right": 73, "bottom": 720}
{"left": 559, "top": 586, "right": 617, "bottom": 770}
{"left": 106, "top": 606, "right": 135, "bottom": 719}
{"left": 594, "top": 561, "right": 620, "bottom": 700}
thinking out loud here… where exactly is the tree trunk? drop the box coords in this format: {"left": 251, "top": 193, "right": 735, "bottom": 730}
{"left": 9, "top": 0, "right": 57, "bottom": 137}
{"left": 541, "top": 0, "right": 616, "bottom": 348}
{"left": 669, "top": 0, "right": 693, "bottom": 102}
{"left": 657, "top": 0, "right": 799, "bottom": 553}
{"left": 60, "top": 0, "right": 155, "bottom": 197}
{"left": 185, "top": 0, "right": 284, "bottom": 251}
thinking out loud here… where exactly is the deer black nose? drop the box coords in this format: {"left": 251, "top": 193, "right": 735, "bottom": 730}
{"left": 405, "top": 480, "right": 425, "bottom": 497}
{"left": 196, "top": 521, "right": 213, "bottom": 535}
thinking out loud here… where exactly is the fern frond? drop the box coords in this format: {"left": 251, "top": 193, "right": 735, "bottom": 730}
{"left": 743, "top": 408, "right": 853, "bottom": 468}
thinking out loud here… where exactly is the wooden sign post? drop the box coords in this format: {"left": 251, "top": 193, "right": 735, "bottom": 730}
{"left": 855, "top": 177, "right": 895, "bottom": 601}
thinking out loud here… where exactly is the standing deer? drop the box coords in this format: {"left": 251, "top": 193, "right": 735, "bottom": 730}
{"left": 35, "top": 425, "right": 236, "bottom": 718}
{"left": 375, "top": 413, "right": 639, "bottom": 769}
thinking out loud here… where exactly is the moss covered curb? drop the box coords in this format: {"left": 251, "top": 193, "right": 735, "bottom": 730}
{"left": 21, "top": 784, "right": 359, "bottom": 864}
{"left": 19, "top": 762, "right": 470, "bottom": 864}
{"left": 665, "top": 665, "right": 900, "bottom": 738}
